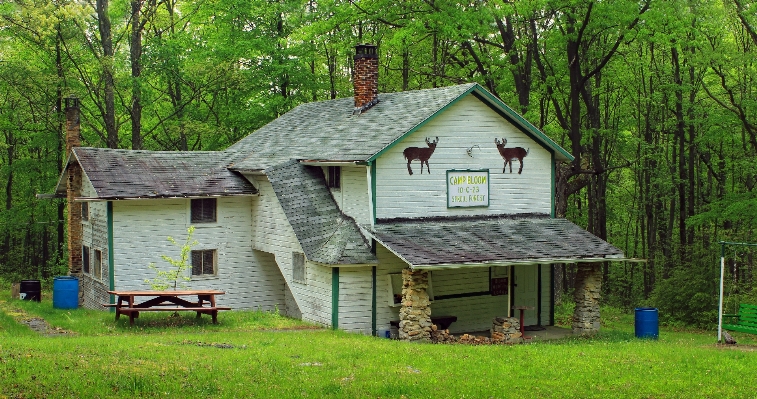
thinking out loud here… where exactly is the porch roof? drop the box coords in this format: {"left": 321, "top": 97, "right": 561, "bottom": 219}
{"left": 362, "top": 215, "right": 627, "bottom": 270}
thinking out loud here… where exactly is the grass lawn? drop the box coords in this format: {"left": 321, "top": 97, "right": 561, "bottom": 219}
{"left": 1, "top": 292, "right": 756, "bottom": 398}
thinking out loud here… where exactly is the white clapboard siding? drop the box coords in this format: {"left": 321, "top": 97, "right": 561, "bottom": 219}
{"left": 327, "top": 166, "right": 371, "bottom": 226}
{"left": 248, "top": 176, "right": 334, "bottom": 326}
{"left": 430, "top": 267, "right": 510, "bottom": 334}
{"left": 375, "top": 243, "right": 512, "bottom": 333}
{"left": 338, "top": 267, "right": 373, "bottom": 334}
{"left": 111, "top": 196, "right": 287, "bottom": 312}
{"left": 374, "top": 245, "right": 407, "bottom": 331}
{"left": 79, "top": 175, "right": 111, "bottom": 308}
{"left": 375, "top": 95, "right": 552, "bottom": 219}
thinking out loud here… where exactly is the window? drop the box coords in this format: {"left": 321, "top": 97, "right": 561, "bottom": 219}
{"left": 191, "top": 250, "right": 216, "bottom": 276}
{"left": 191, "top": 198, "right": 217, "bottom": 223}
{"left": 327, "top": 166, "right": 341, "bottom": 189}
{"left": 94, "top": 249, "right": 102, "bottom": 280}
{"left": 292, "top": 252, "right": 306, "bottom": 283}
{"left": 82, "top": 245, "right": 90, "bottom": 274}
{"left": 81, "top": 202, "right": 89, "bottom": 221}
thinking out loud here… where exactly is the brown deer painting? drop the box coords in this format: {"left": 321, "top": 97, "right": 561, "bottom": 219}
{"left": 403, "top": 137, "right": 439, "bottom": 175}
{"left": 495, "top": 138, "right": 529, "bottom": 174}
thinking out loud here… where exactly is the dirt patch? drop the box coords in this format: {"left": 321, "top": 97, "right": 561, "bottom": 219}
{"left": 712, "top": 343, "right": 757, "bottom": 352}
{"left": 0, "top": 300, "right": 76, "bottom": 337}
{"left": 19, "top": 317, "right": 76, "bottom": 337}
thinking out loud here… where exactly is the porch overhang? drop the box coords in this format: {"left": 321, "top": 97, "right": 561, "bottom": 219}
{"left": 361, "top": 215, "right": 637, "bottom": 270}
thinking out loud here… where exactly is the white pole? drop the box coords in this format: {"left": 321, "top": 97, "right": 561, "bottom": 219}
{"left": 718, "top": 254, "right": 725, "bottom": 343}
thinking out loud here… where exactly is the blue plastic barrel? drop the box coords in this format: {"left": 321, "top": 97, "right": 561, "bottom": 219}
{"left": 635, "top": 307, "right": 659, "bottom": 339}
{"left": 53, "top": 276, "right": 79, "bottom": 309}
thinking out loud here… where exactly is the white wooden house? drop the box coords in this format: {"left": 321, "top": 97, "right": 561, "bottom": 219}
{"left": 52, "top": 45, "right": 626, "bottom": 337}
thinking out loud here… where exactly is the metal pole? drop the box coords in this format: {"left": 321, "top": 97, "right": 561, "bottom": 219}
{"left": 717, "top": 242, "right": 725, "bottom": 343}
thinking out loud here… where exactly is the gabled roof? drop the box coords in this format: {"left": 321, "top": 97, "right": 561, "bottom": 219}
{"left": 227, "top": 83, "right": 572, "bottom": 171}
{"left": 54, "top": 148, "right": 257, "bottom": 200}
{"left": 361, "top": 215, "right": 625, "bottom": 270}
{"left": 265, "top": 160, "right": 377, "bottom": 265}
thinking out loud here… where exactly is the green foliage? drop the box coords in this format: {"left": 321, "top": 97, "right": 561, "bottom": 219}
{"left": 143, "top": 226, "right": 197, "bottom": 291}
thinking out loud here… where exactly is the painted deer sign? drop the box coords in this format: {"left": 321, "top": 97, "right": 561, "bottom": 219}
{"left": 495, "top": 138, "right": 529, "bottom": 174}
{"left": 403, "top": 137, "right": 439, "bottom": 175}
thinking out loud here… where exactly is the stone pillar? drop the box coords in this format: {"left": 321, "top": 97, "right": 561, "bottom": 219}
{"left": 398, "top": 269, "right": 432, "bottom": 342}
{"left": 572, "top": 263, "right": 602, "bottom": 335}
{"left": 65, "top": 97, "right": 83, "bottom": 276}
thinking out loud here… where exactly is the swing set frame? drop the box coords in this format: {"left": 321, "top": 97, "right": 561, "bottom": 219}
{"left": 717, "top": 240, "right": 757, "bottom": 343}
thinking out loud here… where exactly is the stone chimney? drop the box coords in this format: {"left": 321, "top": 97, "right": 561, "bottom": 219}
{"left": 65, "top": 96, "right": 83, "bottom": 276}
{"left": 353, "top": 44, "right": 379, "bottom": 114}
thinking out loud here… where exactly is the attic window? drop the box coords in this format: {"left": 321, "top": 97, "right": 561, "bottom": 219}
{"left": 327, "top": 166, "right": 341, "bottom": 189}
{"left": 81, "top": 202, "right": 89, "bottom": 221}
{"left": 191, "top": 198, "right": 217, "bottom": 223}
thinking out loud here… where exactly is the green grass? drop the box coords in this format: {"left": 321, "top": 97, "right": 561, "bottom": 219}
{"left": 2, "top": 291, "right": 757, "bottom": 398}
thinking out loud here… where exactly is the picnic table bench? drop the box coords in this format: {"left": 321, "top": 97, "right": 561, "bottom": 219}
{"left": 103, "top": 290, "right": 230, "bottom": 326}
{"left": 723, "top": 303, "right": 757, "bottom": 335}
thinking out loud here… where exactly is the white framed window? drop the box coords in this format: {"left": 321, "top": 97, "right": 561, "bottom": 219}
{"left": 94, "top": 249, "right": 102, "bottom": 280}
{"left": 191, "top": 249, "right": 216, "bottom": 276}
{"left": 82, "top": 245, "right": 90, "bottom": 274}
{"left": 81, "top": 202, "right": 89, "bottom": 221}
{"left": 191, "top": 198, "right": 217, "bottom": 223}
{"left": 292, "top": 252, "right": 306, "bottom": 284}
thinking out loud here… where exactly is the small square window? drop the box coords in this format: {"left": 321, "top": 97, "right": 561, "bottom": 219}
{"left": 191, "top": 198, "right": 217, "bottom": 223}
{"left": 82, "top": 245, "right": 90, "bottom": 274}
{"left": 94, "top": 250, "right": 102, "bottom": 280}
{"left": 81, "top": 202, "right": 89, "bottom": 221}
{"left": 292, "top": 252, "right": 306, "bottom": 283}
{"left": 327, "top": 166, "right": 341, "bottom": 189}
{"left": 191, "top": 250, "right": 216, "bottom": 276}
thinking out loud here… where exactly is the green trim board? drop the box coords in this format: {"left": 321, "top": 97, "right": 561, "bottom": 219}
{"left": 107, "top": 201, "right": 115, "bottom": 308}
{"left": 366, "top": 86, "right": 478, "bottom": 163}
{"left": 469, "top": 88, "right": 573, "bottom": 162}
{"left": 331, "top": 267, "right": 339, "bottom": 329}
{"left": 551, "top": 152, "right": 556, "bottom": 218}
{"left": 365, "top": 84, "right": 571, "bottom": 172}
{"left": 370, "top": 161, "right": 377, "bottom": 223}
{"left": 446, "top": 169, "right": 490, "bottom": 208}
{"left": 371, "top": 266, "right": 377, "bottom": 336}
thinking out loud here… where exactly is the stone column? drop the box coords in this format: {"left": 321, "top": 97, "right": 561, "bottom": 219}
{"left": 398, "top": 269, "right": 432, "bottom": 342}
{"left": 572, "top": 263, "right": 602, "bottom": 335}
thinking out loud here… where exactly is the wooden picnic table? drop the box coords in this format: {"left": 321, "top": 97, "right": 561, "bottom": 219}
{"left": 104, "top": 290, "right": 230, "bottom": 326}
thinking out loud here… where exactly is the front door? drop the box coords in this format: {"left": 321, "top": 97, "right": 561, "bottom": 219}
{"left": 513, "top": 265, "right": 538, "bottom": 326}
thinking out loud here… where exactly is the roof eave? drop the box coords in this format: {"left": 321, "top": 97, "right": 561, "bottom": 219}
{"left": 410, "top": 256, "right": 640, "bottom": 270}
{"left": 364, "top": 83, "right": 574, "bottom": 164}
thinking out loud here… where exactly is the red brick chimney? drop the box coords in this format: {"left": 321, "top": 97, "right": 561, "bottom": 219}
{"left": 353, "top": 44, "right": 378, "bottom": 114}
{"left": 65, "top": 96, "right": 83, "bottom": 276}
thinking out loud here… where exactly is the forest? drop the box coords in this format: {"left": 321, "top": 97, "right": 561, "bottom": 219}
{"left": 1, "top": 0, "right": 756, "bottom": 326}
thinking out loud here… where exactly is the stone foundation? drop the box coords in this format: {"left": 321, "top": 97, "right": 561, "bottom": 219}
{"left": 398, "top": 269, "right": 432, "bottom": 342}
{"left": 572, "top": 263, "right": 602, "bottom": 335}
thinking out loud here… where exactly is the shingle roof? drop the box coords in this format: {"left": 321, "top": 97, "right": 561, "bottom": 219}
{"left": 362, "top": 215, "right": 625, "bottom": 269}
{"left": 229, "top": 83, "right": 515, "bottom": 171}
{"left": 265, "top": 160, "right": 377, "bottom": 265}
{"left": 55, "top": 148, "right": 257, "bottom": 199}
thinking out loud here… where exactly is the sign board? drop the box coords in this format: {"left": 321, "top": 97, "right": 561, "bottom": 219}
{"left": 447, "top": 170, "right": 490, "bottom": 207}
{"left": 491, "top": 277, "right": 508, "bottom": 296}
